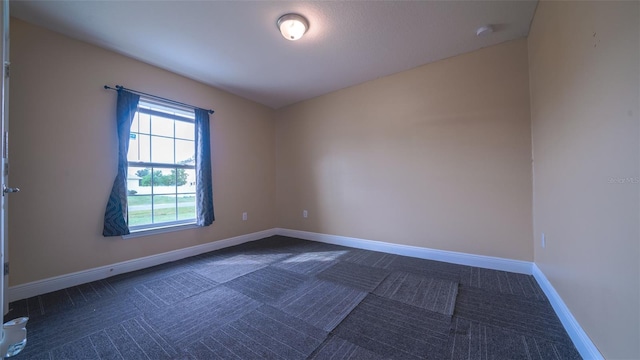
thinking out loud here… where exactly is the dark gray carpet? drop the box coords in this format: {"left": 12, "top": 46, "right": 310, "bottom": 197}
{"left": 388, "top": 256, "right": 473, "bottom": 283}
{"left": 194, "top": 253, "right": 289, "bottom": 283}
{"left": 464, "top": 267, "right": 546, "bottom": 300}
{"left": 270, "top": 278, "right": 367, "bottom": 332}
{"left": 128, "top": 271, "right": 218, "bottom": 310}
{"left": 333, "top": 294, "right": 452, "bottom": 359}
{"left": 309, "top": 336, "right": 387, "bottom": 359}
{"left": 317, "top": 261, "right": 390, "bottom": 291}
{"left": 448, "top": 316, "right": 581, "bottom": 360}
{"left": 186, "top": 305, "right": 326, "bottom": 359}
{"left": 4, "top": 235, "right": 581, "bottom": 359}
{"left": 273, "top": 251, "right": 344, "bottom": 275}
{"left": 454, "top": 286, "right": 573, "bottom": 344}
{"left": 144, "top": 286, "right": 261, "bottom": 349}
{"left": 49, "top": 317, "right": 179, "bottom": 360}
{"left": 13, "top": 295, "right": 140, "bottom": 357}
{"left": 374, "top": 271, "right": 459, "bottom": 315}
{"left": 225, "top": 266, "right": 307, "bottom": 302}
{"left": 339, "top": 248, "right": 397, "bottom": 269}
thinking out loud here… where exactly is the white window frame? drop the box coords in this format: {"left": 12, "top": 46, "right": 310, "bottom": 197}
{"left": 126, "top": 98, "right": 197, "bottom": 233}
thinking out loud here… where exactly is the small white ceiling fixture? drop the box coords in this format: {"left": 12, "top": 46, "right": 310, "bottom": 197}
{"left": 476, "top": 25, "right": 494, "bottom": 37}
{"left": 277, "top": 13, "right": 309, "bottom": 41}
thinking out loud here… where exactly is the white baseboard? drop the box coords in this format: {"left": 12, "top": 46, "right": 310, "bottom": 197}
{"left": 8, "top": 228, "right": 277, "bottom": 302}
{"left": 532, "top": 264, "right": 603, "bottom": 360}
{"left": 276, "top": 228, "right": 533, "bottom": 274}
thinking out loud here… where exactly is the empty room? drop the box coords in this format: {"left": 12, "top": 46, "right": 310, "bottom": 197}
{"left": 0, "top": 0, "right": 637, "bottom": 359}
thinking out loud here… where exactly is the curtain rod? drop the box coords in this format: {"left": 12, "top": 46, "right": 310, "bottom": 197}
{"left": 103, "top": 85, "right": 214, "bottom": 114}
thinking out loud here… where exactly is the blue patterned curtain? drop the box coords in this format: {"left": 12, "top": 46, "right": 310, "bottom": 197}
{"left": 103, "top": 90, "right": 140, "bottom": 236}
{"left": 195, "top": 109, "right": 215, "bottom": 226}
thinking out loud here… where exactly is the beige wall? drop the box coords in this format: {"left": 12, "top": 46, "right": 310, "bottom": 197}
{"left": 276, "top": 39, "right": 533, "bottom": 261}
{"left": 8, "top": 19, "right": 276, "bottom": 285}
{"left": 528, "top": 1, "right": 640, "bottom": 358}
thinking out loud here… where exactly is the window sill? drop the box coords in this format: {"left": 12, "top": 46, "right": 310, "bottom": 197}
{"left": 122, "top": 222, "right": 199, "bottom": 239}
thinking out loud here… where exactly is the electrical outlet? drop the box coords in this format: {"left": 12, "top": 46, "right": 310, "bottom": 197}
{"left": 242, "top": 212, "right": 247, "bottom": 221}
{"left": 541, "top": 232, "right": 545, "bottom": 248}
{"left": 303, "top": 210, "right": 308, "bottom": 218}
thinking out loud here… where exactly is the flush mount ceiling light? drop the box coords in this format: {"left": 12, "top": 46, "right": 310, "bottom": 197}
{"left": 277, "top": 13, "right": 309, "bottom": 41}
{"left": 476, "top": 25, "right": 494, "bottom": 37}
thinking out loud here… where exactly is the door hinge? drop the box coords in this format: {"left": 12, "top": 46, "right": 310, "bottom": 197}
{"left": 4, "top": 62, "right": 10, "bottom": 78}
{"left": 3, "top": 262, "right": 8, "bottom": 275}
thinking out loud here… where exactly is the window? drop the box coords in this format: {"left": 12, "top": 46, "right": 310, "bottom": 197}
{"left": 126, "top": 99, "right": 197, "bottom": 230}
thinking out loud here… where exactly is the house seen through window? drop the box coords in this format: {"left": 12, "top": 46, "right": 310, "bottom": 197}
{"left": 127, "top": 99, "right": 197, "bottom": 230}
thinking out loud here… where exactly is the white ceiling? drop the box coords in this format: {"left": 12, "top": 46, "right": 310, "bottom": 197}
{"left": 10, "top": 0, "right": 538, "bottom": 109}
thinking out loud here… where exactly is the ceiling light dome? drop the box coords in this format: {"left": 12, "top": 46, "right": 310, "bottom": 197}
{"left": 476, "top": 25, "right": 494, "bottom": 37}
{"left": 277, "top": 14, "right": 308, "bottom": 41}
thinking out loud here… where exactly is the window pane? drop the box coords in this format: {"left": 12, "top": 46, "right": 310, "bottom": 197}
{"left": 127, "top": 133, "right": 139, "bottom": 162}
{"left": 138, "top": 112, "right": 151, "bottom": 134}
{"left": 138, "top": 134, "right": 151, "bottom": 162}
{"left": 129, "top": 166, "right": 152, "bottom": 189}
{"left": 178, "top": 169, "right": 196, "bottom": 193}
{"left": 177, "top": 194, "right": 196, "bottom": 221}
{"left": 150, "top": 115, "right": 174, "bottom": 137}
{"left": 176, "top": 139, "right": 194, "bottom": 165}
{"left": 131, "top": 113, "right": 139, "bottom": 132}
{"left": 150, "top": 136, "right": 174, "bottom": 164}
{"left": 128, "top": 195, "right": 152, "bottom": 226}
{"left": 175, "top": 121, "right": 194, "bottom": 140}
{"left": 152, "top": 168, "right": 176, "bottom": 195}
{"left": 153, "top": 195, "right": 177, "bottom": 223}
